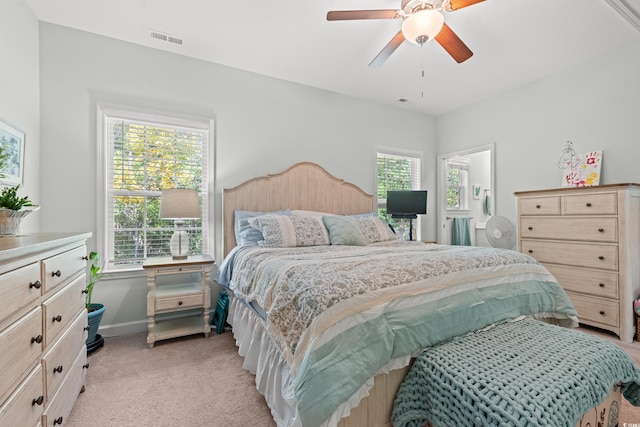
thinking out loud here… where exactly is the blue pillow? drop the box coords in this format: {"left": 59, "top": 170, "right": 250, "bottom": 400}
{"left": 323, "top": 216, "right": 366, "bottom": 246}
{"left": 234, "top": 209, "right": 290, "bottom": 246}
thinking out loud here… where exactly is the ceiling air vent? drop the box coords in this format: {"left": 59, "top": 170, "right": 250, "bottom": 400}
{"left": 150, "top": 30, "right": 183, "bottom": 46}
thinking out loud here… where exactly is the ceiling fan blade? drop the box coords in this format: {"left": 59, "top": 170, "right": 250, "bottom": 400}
{"left": 327, "top": 10, "right": 399, "bottom": 21}
{"left": 434, "top": 23, "right": 473, "bottom": 63}
{"left": 445, "top": 0, "right": 485, "bottom": 11}
{"left": 369, "top": 30, "right": 405, "bottom": 68}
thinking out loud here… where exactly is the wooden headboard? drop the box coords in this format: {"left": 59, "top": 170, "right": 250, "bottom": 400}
{"left": 223, "top": 162, "right": 376, "bottom": 257}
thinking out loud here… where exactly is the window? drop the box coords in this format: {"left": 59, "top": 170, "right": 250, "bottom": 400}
{"left": 376, "top": 149, "right": 422, "bottom": 230}
{"left": 97, "top": 105, "right": 213, "bottom": 272}
{"left": 446, "top": 158, "right": 470, "bottom": 210}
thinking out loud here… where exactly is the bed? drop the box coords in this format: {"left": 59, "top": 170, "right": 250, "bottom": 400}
{"left": 217, "top": 162, "right": 635, "bottom": 427}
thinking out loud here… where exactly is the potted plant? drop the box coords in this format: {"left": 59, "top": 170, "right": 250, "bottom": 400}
{"left": 86, "top": 251, "right": 108, "bottom": 353}
{"left": 0, "top": 147, "right": 38, "bottom": 235}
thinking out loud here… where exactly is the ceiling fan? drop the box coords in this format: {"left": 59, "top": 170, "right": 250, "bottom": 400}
{"left": 327, "top": 0, "right": 484, "bottom": 67}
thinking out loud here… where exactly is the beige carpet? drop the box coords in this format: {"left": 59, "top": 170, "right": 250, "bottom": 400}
{"left": 68, "top": 326, "right": 640, "bottom": 427}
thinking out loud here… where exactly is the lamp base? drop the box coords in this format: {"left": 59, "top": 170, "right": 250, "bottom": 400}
{"left": 169, "top": 228, "right": 190, "bottom": 259}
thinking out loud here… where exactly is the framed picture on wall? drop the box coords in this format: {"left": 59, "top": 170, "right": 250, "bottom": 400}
{"left": 472, "top": 184, "right": 481, "bottom": 200}
{"left": 0, "top": 118, "right": 25, "bottom": 185}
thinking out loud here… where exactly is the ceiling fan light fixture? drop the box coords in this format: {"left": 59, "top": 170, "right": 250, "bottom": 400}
{"left": 401, "top": 9, "right": 445, "bottom": 44}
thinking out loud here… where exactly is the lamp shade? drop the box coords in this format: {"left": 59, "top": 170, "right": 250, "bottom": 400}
{"left": 402, "top": 9, "right": 444, "bottom": 44}
{"left": 160, "top": 188, "right": 201, "bottom": 219}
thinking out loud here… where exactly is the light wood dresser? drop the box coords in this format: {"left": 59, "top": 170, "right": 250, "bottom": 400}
{"left": 0, "top": 232, "right": 91, "bottom": 426}
{"left": 515, "top": 184, "right": 640, "bottom": 343}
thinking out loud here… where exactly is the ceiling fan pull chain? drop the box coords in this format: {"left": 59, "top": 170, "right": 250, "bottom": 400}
{"left": 421, "top": 43, "right": 425, "bottom": 98}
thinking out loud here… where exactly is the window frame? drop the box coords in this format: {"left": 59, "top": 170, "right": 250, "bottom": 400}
{"left": 445, "top": 158, "right": 470, "bottom": 212}
{"left": 96, "top": 103, "right": 214, "bottom": 273}
{"left": 376, "top": 147, "right": 424, "bottom": 237}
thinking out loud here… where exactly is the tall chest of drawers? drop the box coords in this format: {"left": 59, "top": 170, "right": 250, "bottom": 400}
{"left": 515, "top": 184, "right": 640, "bottom": 343}
{"left": 0, "top": 232, "right": 91, "bottom": 426}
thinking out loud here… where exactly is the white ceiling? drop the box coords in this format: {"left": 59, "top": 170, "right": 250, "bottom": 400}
{"left": 25, "top": 0, "right": 640, "bottom": 116}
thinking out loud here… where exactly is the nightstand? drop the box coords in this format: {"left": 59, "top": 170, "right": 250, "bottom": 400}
{"left": 143, "top": 255, "right": 214, "bottom": 348}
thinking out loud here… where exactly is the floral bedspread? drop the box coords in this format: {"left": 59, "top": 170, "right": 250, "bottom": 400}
{"left": 223, "top": 241, "right": 578, "bottom": 427}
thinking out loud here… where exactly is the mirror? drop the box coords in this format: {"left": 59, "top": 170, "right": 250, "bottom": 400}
{"left": 436, "top": 143, "right": 495, "bottom": 246}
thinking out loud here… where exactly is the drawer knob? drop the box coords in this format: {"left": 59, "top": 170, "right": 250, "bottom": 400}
{"left": 599, "top": 283, "right": 605, "bottom": 288}
{"left": 31, "top": 334, "right": 43, "bottom": 344}
{"left": 53, "top": 365, "right": 64, "bottom": 374}
{"left": 586, "top": 202, "right": 592, "bottom": 207}
{"left": 52, "top": 269, "right": 62, "bottom": 277}
{"left": 84, "top": 325, "right": 90, "bottom": 331}
{"left": 178, "top": 301, "right": 183, "bottom": 306}
{"left": 82, "top": 255, "right": 89, "bottom": 260}
{"left": 598, "top": 256, "right": 604, "bottom": 260}
{"left": 54, "top": 416, "right": 63, "bottom": 425}
{"left": 528, "top": 250, "right": 533, "bottom": 254}
{"left": 599, "top": 310, "right": 605, "bottom": 316}
{"left": 535, "top": 204, "right": 541, "bottom": 209}
{"left": 82, "top": 288, "right": 89, "bottom": 295}
{"left": 32, "top": 396, "right": 44, "bottom": 406}
{"left": 598, "top": 228, "right": 604, "bottom": 232}
{"left": 527, "top": 226, "right": 533, "bottom": 231}
{"left": 83, "top": 363, "right": 90, "bottom": 369}
{"left": 53, "top": 315, "right": 63, "bottom": 323}
{"left": 29, "top": 280, "right": 41, "bottom": 289}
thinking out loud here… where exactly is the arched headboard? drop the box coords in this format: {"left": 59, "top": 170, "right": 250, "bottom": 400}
{"left": 223, "top": 162, "right": 376, "bottom": 257}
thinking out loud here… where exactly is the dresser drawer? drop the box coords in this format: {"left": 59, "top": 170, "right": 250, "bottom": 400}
{"left": 156, "top": 292, "right": 205, "bottom": 312}
{"left": 0, "top": 262, "right": 41, "bottom": 325}
{"left": 0, "top": 364, "right": 44, "bottom": 427}
{"left": 0, "top": 307, "right": 42, "bottom": 405}
{"left": 519, "top": 196, "right": 560, "bottom": 216}
{"left": 42, "top": 310, "right": 88, "bottom": 401}
{"left": 544, "top": 264, "right": 618, "bottom": 299}
{"left": 568, "top": 292, "right": 619, "bottom": 328}
{"left": 521, "top": 240, "right": 618, "bottom": 270}
{"left": 563, "top": 193, "right": 617, "bottom": 215}
{"left": 43, "top": 346, "right": 87, "bottom": 427}
{"left": 520, "top": 217, "right": 617, "bottom": 242}
{"left": 42, "top": 246, "right": 86, "bottom": 295}
{"left": 42, "top": 275, "right": 86, "bottom": 348}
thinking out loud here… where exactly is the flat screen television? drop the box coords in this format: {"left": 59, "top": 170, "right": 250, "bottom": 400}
{"left": 386, "top": 190, "right": 428, "bottom": 218}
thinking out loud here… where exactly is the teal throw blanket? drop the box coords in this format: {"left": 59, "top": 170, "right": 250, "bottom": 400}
{"left": 392, "top": 318, "right": 640, "bottom": 427}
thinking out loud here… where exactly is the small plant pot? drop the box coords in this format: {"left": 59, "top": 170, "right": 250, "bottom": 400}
{"left": 0, "top": 206, "right": 40, "bottom": 235}
{"left": 87, "top": 303, "right": 106, "bottom": 345}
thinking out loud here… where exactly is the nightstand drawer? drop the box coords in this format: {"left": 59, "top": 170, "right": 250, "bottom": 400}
{"left": 521, "top": 240, "right": 618, "bottom": 270}
{"left": 568, "top": 292, "right": 619, "bottom": 327}
{"left": 563, "top": 193, "right": 617, "bottom": 215}
{"left": 520, "top": 217, "right": 617, "bottom": 242}
{"left": 545, "top": 264, "right": 618, "bottom": 299}
{"left": 156, "top": 293, "right": 204, "bottom": 312}
{"left": 519, "top": 196, "right": 560, "bottom": 216}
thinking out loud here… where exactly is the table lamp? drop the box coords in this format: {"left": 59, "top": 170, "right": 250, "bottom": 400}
{"left": 159, "top": 188, "right": 200, "bottom": 259}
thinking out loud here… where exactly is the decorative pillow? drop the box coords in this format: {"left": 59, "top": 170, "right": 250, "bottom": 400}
{"left": 234, "top": 209, "right": 290, "bottom": 246}
{"left": 322, "top": 216, "right": 366, "bottom": 246}
{"left": 248, "top": 215, "right": 330, "bottom": 247}
{"left": 356, "top": 216, "right": 397, "bottom": 244}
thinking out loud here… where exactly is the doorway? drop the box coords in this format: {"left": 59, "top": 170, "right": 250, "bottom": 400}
{"left": 436, "top": 143, "right": 495, "bottom": 245}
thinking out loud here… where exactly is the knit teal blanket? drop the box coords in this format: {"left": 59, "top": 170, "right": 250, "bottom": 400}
{"left": 392, "top": 318, "right": 640, "bottom": 427}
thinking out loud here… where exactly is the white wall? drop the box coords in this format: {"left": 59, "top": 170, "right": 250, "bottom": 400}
{"left": 37, "top": 23, "right": 437, "bottom": 335}
{"left": 436, "top": 40, "right": 640, "bottom": 226}
{"left": 0, "top": 0, "right": 40, "bottom": 233}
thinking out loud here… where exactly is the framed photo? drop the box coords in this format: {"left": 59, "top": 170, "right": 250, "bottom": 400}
{"left": 472, "top": 184, "right": 481, "bottom": 200}
{"left": 0, "top": 118, "right": 25, "bottom": 185}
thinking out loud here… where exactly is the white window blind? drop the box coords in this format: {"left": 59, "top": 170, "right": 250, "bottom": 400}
{"left": 99, "top": 106, "right": 212, "bottom": 271}
{"left": 446, "top": 159, "right": 470, "bottom": 210}
{"left": 376, "top": 150, "right": 422, "bottom": 215}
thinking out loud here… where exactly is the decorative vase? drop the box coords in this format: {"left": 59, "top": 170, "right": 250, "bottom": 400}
{"left": 87, "top": 303, "right": 106, "bottom": 352}
{"left": 0, "top": 205, "right": 40, "bottom": 236}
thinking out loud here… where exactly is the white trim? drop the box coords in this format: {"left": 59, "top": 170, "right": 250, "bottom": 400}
{"left": 604, "top": 0, "right": 640, "bottom": 32}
